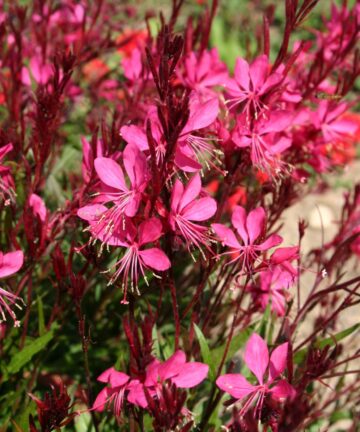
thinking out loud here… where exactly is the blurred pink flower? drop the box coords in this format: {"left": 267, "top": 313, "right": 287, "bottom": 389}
{"left": 179, "top": 48, "right": 228, "bottom": 96}
{"left": 232, "top": 111, "right": 293, "bottom": 174}
{"left": 225, "top": 55, "right": 282, "bottom": 114}
{"left": 29, "top": 193, "right": 47, "bottom": 222}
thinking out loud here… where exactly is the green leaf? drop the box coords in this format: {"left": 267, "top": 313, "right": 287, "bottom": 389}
{"left": 37, "top": 296, "right": 45, "bottom": 336}
{"left": 194, "top": 324, "right": 216, "bottom": 381}
{"left": 74, "top": 411, "right": 96, "bottom": 432}
{"left": 330, "top": 410, "right": 352, "bottom": 423}
{"left": 257, "top": 303, "right": 271, "bottom": 339}
{"left": 12, "top": 401, "right": 36, "bottom": 431}
{"left": 294, "top": 323, "right": 360, "bottom": 365}
{"left": 316, "top": 323, "right": 360, "bottom": 349}
{"left": 3, "top": 323, "right": 58, "bottom": 380}
{"left": 152, "top": 324, "right": 161, "bottom": 359}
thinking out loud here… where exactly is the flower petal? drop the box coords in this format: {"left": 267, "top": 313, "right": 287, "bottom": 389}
{"left": 94, "top": 157, "right": 127, "bottom": 191}
{"left": 182, "top": 197, "right": 217, "bottom": 221}
{"left": 179, "top": 174, "right": 202, "bottom": 210}
{"left": 77, "top": 204, "right": 107, "bottom": 221}
{"left": 256, "top": 234, "right": 283, "bottom": 251}
{"left": 270, "top": 247, "right": 299, "bottom": 264}
{"left": 174, "top": 147, "right": 202, "bottom": 172}
{"left": 123, "top": 144, "right": 147, "bottom": 187}
{"left": 216, "top": 374, "right": 255, "bottom": 399}
{"left": 244, "top": 333, "right": 269, "bottom": 385}
{"left": 127, "top": 381, "right": 148, "bottom": 408}
{"left": 182, "top": 97, "right": 219, "bottom": 135}
{"left": 270, "top": 379, "right": 296, "bottom": 401}
{"left": 92, "top": 387, "right": 110, "bottom": 412}
{"left": 269, "top": 342, "right": 288, "bottom": 382}
{"left": 0, "top": 251, "right": 24, "bottom": 278}
{"left": 158, "top": 351, "right": 186, "bottom": 381}
{"left": 109, "top": 371, "right": 130, "bottom": 388}
{"left": 120, "top": 125, "right": 149, "bottom": 151}
{"left": 171, "top": 362, "right": 209, "bottom": 388}
{"left": 138, "top": 218, "right": 163, "bottom": 245}
{"left": 212, "top": 224, "right": 241, "bottom": 249}
{"left": 0, "top": 143, "right": 13, "bottom": 161}
{"left": 250, "top": 55, "right": 268, "bottom": 90}
{"left": 139, "top": 248, "right": 171, "bottom": 271}
{"left": 234, "top": 57, "right": 250, "bottom": 90}
{"left": 246, "top": 207, "right": 266, "bottom": 244}
{"left": 232, "top": 206, "right": 248, "bottom": 243}
{"left": 260, "top": 111, "right": 293, "bottom": 134}
{"left": 171, "top": 179, "right": 184, "bottom": 213}
{"left": 97, "top": 367, "right": 117, "bottom": 383}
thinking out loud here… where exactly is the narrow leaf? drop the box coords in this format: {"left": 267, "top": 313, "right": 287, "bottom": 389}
{"left": 194, "top": 324, "right": 216, "bottom": 381}
{"left": 3, "top": 324, "right": 58, "bottom": 380}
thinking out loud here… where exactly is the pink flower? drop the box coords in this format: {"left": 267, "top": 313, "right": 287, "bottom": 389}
{"left": 122, "top": 48, "right": 143, "bottom": 82}
{"left": 21, "top": 56, "right": 53, "bottom": 86}
{"left": 93, "top": 367, "right": 132, "bottom": 417}
{"left": 178, "top": 48, "right": 228, "bottom": 96}
{"left": 121, "top": 94, "right": 219, "bottom": 173}
{"left": 251, "top": 246, "right": 299, "bottom": 314}
{"left": 232, "top": 111, "right": 293, "bottom": 174}
{"left": 93, "top": 351, "right": 208, "bottom": 418}
{"left": 212, "top": 206, "right": 282, "bottom": 275}
{"left": 225, "top": 55, "right": 282, "bottom": 114}
{"left": 0, "top": 143, "right": 15, "bottom": 205}
{"left": 104, "top": 218, "right": 170, "bottom": 304}
{"left": 29, "top": 193, "right": 47, "bottom": 222}
{"left": 252, "top": 268, "right": 291, "bottom": 317}
{"left": 175, "top": 95, "right": 221, "bottom": 172}
{"left": 313, "top": 101, "right": 359, "bottom": 143}
{"left": 129, "top": 350, "right": 208, "bottom": 408}
{"left": 0, "top": 250, "right": 25, "bottom": 327}
{"left": 216, "top": 333, "right": 295, "bottom": 417}
{"left": 170, "top": 174, "right": 217, "bottom": 254}
{"left": 266, "top": 246, "right": 299, "bottom": 288}
{"left": 78, "top": 145, "right": 148, "bottom": 240}
{"left": 145, "top": 350, "right": 209, "bottom": 390}
{"left": 120, "top": 108, "right": 165, "bottom": 164}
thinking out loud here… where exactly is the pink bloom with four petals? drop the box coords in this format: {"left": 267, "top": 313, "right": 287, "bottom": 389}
{"left": 225, "top": 55, "right": 283, "bottom": 115}
{"left": 170, "top": 174, "right": 217, "bottom": 254}
{"left": 212, "top": 206, "right": 282, "bottom": 275}
{"left": 102, "top": 218, "right": 170, "bottom": 304}
{"left": 216, "top": 333, "right": 295, "bottom": 417}
{"left": 232, "top": 111, "right": 293, "bottom": 174}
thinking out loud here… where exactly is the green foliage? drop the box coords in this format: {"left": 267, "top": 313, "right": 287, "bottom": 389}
{"left": 2, "top": 323, "right": 58, "bottom": 382}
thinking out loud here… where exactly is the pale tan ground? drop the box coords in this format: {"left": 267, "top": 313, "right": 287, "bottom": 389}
{"left": 280, "top": 162, "right": 360, "bottom": 432}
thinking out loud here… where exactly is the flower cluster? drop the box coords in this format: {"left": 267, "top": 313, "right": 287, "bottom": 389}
{"left": 0, "top": 0, "right": 359, "bottom": 431}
